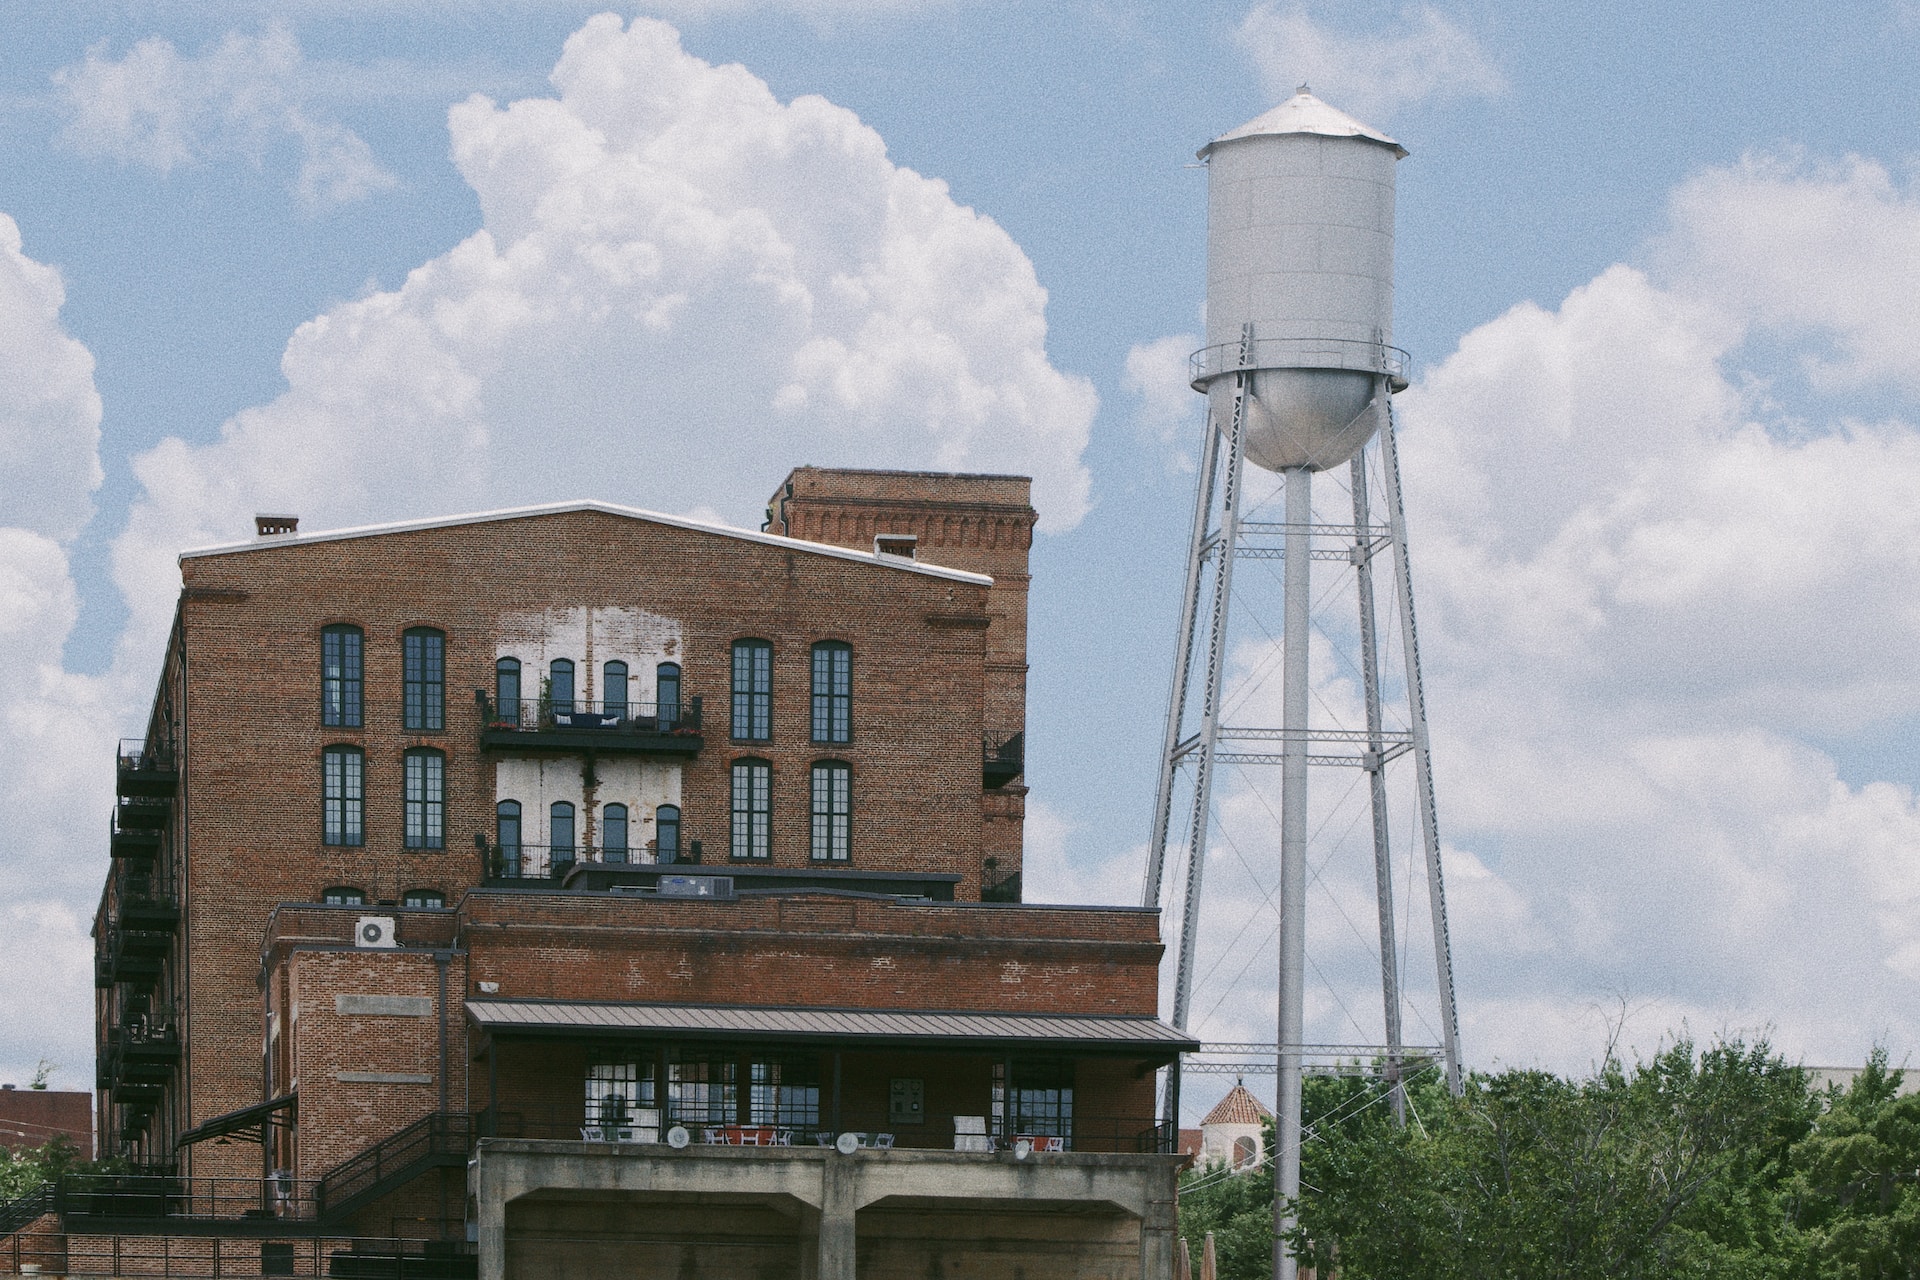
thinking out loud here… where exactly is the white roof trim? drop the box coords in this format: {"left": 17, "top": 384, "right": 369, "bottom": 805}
{"left": 178, "top": 499, "right": 994, "bottom": 586}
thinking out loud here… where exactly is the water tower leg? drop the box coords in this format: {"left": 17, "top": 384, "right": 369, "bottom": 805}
{"left": 1273, "top": 464, "right": 1312, "bottom": 1280}
{"left": 1351, "top": 438, "right": 1406, "bottom": 1126}
{"left": 1377, "top": 401, "right": 1464, "bottom": 1096}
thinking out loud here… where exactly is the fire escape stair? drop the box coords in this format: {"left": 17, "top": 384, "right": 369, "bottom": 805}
{"left": 315, "top": 1114, "right": 474, "bottom": 1227}
{"left": 0, "top": 1184, "right": 56, "bottom": 1238}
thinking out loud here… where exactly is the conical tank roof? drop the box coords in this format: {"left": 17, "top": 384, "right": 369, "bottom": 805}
{"left": 1198, "top": 85, "right": 1407, "bottom": 160}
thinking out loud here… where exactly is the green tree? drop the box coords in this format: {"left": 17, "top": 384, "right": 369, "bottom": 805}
{"left": 0, "top": 1135, "right": 89, "bottom": 1202}
{"left": 1787, "top": 1051, "right": 1920, "bottom": 1279}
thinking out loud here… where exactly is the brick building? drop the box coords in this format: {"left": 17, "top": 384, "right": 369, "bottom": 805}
{"left": 61, "top": 467, "right": 1191, "bottom": 1280}
{"left": 0, "top": 1088, "right": 91, "bottom": 1154}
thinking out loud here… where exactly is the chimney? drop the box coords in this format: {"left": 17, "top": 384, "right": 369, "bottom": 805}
{"left": 255, "top": 514, "right": 299, "bottom": 537}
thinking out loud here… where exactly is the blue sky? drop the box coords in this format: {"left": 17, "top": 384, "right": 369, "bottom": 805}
{"left": 4, "top": 0, "right": 1920, "bottom": 1118}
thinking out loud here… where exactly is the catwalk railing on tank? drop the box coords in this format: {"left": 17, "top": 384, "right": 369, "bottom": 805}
{"left": 475, "top": 1105, "right": 1172, "bottom": 1155}
{"left": 1187, "top": 335, "right": 1411, "bottom": 390}
{"left": 477, "top": 694, "right": 703, "bottom": 736}
{"left": 4, "top": 1232, "right": 475, "bottom": 1280}
{"left": 480, "top": 838, "right": 705, "bottom": 882}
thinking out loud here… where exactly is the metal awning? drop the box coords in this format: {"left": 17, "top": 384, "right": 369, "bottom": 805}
{"left": 176, "top": 1093, "right": 296, "bottom": 1148}
{"left": 466, "top": 999, "right": 1198, "bottom": 1055}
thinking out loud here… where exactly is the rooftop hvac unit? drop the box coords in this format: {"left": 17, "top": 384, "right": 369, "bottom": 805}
{"left": 355, "top": 916, "right": 398, "bottom": 948}
{"left": 658, "top": 875, "right": 732, "bottom": 898}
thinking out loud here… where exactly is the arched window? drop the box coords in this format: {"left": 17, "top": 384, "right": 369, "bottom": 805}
{"left": 496, "top": 800, "right": 522, "bottom": 877}
{"left": 549, "top": 659, "right": 576, "bottom": 717}
{"left": 1233, "top": 1135, "right": 1258, "bottom": 1168}
{"left": 321, "top": 626, "right": 363, "bottom": 728}
{"left": 656, "top": 662, "right": 682, "bottom": 729}
{"left": 810, "top": 761, "right": 851, "bottom": 862}
{"left": 322, "top": 886, "right": 366, "bottom": 906}
{"left": 730, "top": 640, "right": 772, "bottom": 741}
{"left": 603, "top": 803, "right": 629, "bottom": 864}
{"left": 730, "top": 759, "right": 771, "bottom": 859}
{"left": 403, "top": 628, "right": 445, "bottom": 731}
{"left": 322, "top": 746, "right": 365, "bottom": 846}
{"left": 403, "top": 748, "right": 445, "bottom": 849}
{"left": 495, "top": 658, "right": 522, "bottom": 725}
{"left": 604, "top": 662, "right": 629, "bottom": 721}
{"left": 550, "top": 801, "right": 577, "bottom": 875}
{"left": 656, "top": 804, "right": 681, "bottom": 865}
{"left": 810, "top": 642, "right": 851, "bottom": 743}
{"left": 402, "top": 889, "right": 445, "bottom": 909}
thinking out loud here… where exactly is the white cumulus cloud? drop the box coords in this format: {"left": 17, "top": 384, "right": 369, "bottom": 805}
{"left": 110, "top": 13, "right": 1096, "bottom": 678}
{"left": 1237, "top": 4, "right": 1506, "bottom": 122}
{"left": 0, "top": 213, "right": 117, "bottom": 1091}
{"left": 53, "top": 25, "right": 398, "bottom": 208}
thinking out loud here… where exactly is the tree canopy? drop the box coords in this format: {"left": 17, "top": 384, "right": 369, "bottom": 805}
{"left": 1177, "top": 1040, "right": 1919, "bottom": 1280}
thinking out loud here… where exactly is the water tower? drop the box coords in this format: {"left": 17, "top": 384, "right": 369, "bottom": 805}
{"left": 1142, "top": 89, "right": 1463, "bottom": 1280}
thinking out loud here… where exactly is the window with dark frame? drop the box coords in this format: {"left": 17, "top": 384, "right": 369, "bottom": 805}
{"left": 667, "top": 1052, "right": 737, "bottom": 1127}
{"left": 604, "top": 661, "right": 629, "bottom": 719}
{"left": 322, "top": 626, "right": 363, "bottom": 728}
{"left": 603, "top": 803, "right": 629, "bottom": 863}
{"left": 810, "top": 642, "right": 851, "bottom": 743}
{"left": 550, "top": 801, "right": 576, "bottom": 869}
{"left": 403, "top": 628, "right": 445, "bottom": 731}
{"left": 403, "top": 748, "right": 445, "bottom": 849}
{"left": 730, "top": 759, "right": 771, "bottom": 860}
{"left": 495, "top": 658, "right": 521, "bottom": 723}
{"left": 656, "top": 804, "right": 681, "bottom": 863}
{"left": 730, "top": 640, "right": 772, "bottom": 740}
{"left": 322, "top": 746, "right": 364, "bottom": 846}
{"left": 810, "top": 761, "right": 851, "bottom": 862}
{"left": 749, "top": 1056, "right": 820, "bottom": 1128}
{"left": 402, "top": 889, "right": 445, "bottom": 909}
{"left": 496, "top": 800, "right": 522, "bottom": 876}
{"left": 586, "top": 1059, "right": 657, "bottom": 1133}
{"left": 549, "top": 659, "right": 576, "bottom": 716}
{"left": 993, "top": 1060, "right": 1075, "bottom": 1144}
{"left": 322, "top": 886, "right": 366, "bottom": 905}
{"left": 656, "top": 662, "right": 682, "bottom": 729}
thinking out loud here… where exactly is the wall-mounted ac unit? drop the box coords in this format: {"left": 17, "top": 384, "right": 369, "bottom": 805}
{"left": 657, "top": 876, "right": 732, "bottom": 899}
{"left": 355, "top": 916, "right": 398, "bottom": 948}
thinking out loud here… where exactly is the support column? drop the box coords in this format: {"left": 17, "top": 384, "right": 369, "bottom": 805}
{"left": 816, "top": 1152, "right": 858, "bottom": 1280}
{"left": 1274, "top": 465, "right": 1312, "bottom": 1280}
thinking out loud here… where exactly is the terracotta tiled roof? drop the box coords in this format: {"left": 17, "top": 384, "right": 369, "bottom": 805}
{"left": 1201, "top": 1082, "right": 1272, "bottom": 1126}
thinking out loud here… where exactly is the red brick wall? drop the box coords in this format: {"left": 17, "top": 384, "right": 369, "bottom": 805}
{"left": 169, "top": 504, "right": 1003, "bottom": 1167}
{"left": 0, "top": 1089, "right": 91, "bottom": 1153}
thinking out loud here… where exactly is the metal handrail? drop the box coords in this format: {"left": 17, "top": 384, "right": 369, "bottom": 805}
{"left": 478, "top": 695, "right": 703, "bottom": 734}
{"left": 117, "top": 738, "right": 178, "bottom": 774}
{"left": 1188, "top": 336, "right": 1410, "bottom": 389}
{"left": 484, "top": 841, "right": 701, "bottom": 881}
{"left": 317, "top": 1114, "right": 473, "bottom": 1217}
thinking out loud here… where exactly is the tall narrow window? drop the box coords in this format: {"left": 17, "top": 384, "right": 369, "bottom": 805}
{"left": 810, "top": 761, "right": 851, "bottom": 862}
{"left": 496, "top": 801, "right": 522, "bottom": 877}
{"left": 810, "top": 642, "right": 852, "bottom": 743}
{"left": 604, "top": 661, "right": 629, "bottom": 720}
{"left": 549, "top": 659, "right": 576, "bottom": 717}
{"left": 730, "top": 640, "right": 772, "bottom": 740}
{"left": 322, "top": 747, "right": 364, "bottom": 846}
{"left": 730, "top": 759, "right": 771, "bottom": 860}
{"left": 321, "top": 626, "right": 363, "bottom": 728}
{"left": 656, "top": 663, "right": 682, "bottom": 730}
{"left": 403, "top": 748, "right": 445, "bottom": 849}
{"left": 656, "top": 804, "right": 681, "bottom": 864}
{"left": 403, "top": 629, "right": 445, "bottom": 731}
{"left": 495, "top": 658, "right": 522, "bottom": 725}
{"left": 603, "top": 803, "right": 628, "bottom": 864}
{"left": 550, "top": 801, "right": 576, "bottom": 874}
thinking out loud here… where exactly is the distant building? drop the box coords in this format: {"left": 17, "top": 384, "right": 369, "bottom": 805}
{"left": 0, "top": 1087, "right": 91, "bottom": 1154}
{"left": 1196, "top": 1080, "right": 1271, "bottom": 1172}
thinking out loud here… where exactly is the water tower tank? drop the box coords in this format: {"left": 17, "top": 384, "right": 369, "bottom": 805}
{"left": 1194, "top": 88, "right": 1407, "bottom": 473}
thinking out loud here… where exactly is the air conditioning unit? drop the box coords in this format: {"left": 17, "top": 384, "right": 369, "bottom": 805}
{"left": 657, "top": 875, "right": 732, "bottom": 898}
{"left": 355, "top": 916, "right": 398, "bottom": 948}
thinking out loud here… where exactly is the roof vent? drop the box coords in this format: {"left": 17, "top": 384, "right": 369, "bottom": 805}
{"left": 874, "top": 534, "right": 917, "bottom": 559}
{"left": 255, "top": 514, "right": 299, "bottom": 537}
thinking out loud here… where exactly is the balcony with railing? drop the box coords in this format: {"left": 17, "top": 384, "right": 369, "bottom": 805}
{"left": 481, "top": 840, "right": 705, "bottom": 884}
{"left": 110, "top": 809, "right": 163, "bottom": 860}
{"left": 982, "top": 729, "right": 1024, "bottom": 789}
{"left": 117, "top": 738, "right": 179, "bottom": 799}
{"left": 476, "top": 694, "right": 703, "bottom": 755}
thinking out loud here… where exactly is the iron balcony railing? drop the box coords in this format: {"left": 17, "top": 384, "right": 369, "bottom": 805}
{"left": 117, "top": 737, "right": 178, "bottom": 776}
{"left": 54, "top": 1173, "right": 322, "bottom": 1222}
{"left": 982, "top": 730, "right": 1024, "bottom": 789}
{"left": 484, "top": 841, "right": 704, "bottom": 882}
{"left": 479, "top": 695, "right": 703, "bottom": 735}
{"left": 5, "top": 1233, "right": 475, "bottom": 1279}
{"left": 475, "top": 1105, "right": 1171, "bottom": 1156}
